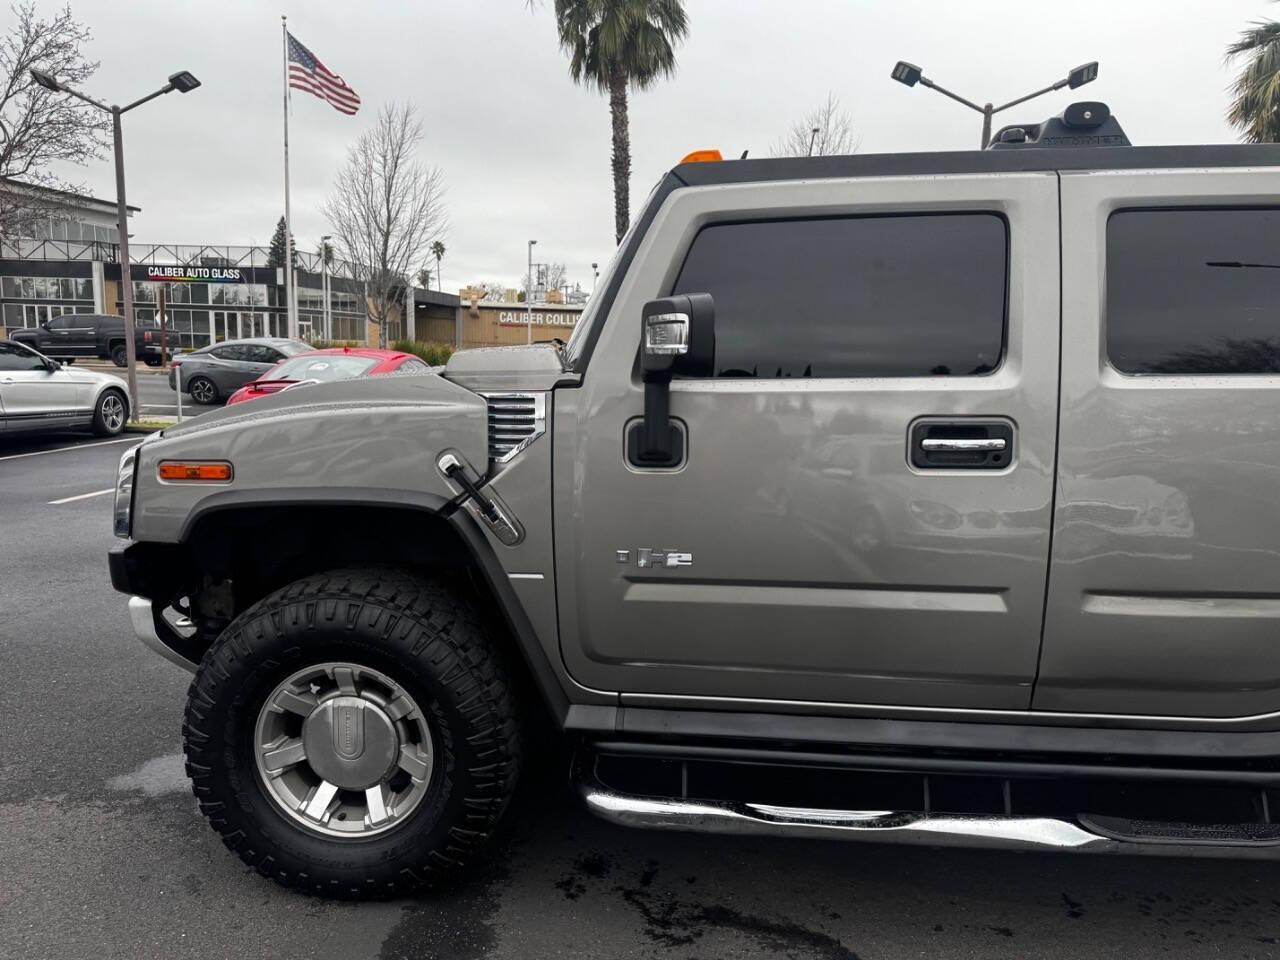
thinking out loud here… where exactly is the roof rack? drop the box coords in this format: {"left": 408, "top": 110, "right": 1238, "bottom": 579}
{"left": 987, "top": 101, "right": 1129, "bottom": 150}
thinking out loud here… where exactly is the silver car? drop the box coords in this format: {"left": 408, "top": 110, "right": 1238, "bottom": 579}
{"left": 169, "top": 337, "right": 311, "bottom": 405}
{"left": 0, "top": 339, "right": 129, "bottom": 436}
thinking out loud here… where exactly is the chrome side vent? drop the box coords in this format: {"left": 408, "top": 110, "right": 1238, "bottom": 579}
{"left": 481, "top": 392, "right": 546, "bottom": 464}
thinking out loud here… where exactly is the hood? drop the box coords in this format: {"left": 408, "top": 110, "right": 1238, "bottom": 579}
{"left": 442, "top": 343, "right": 575, "bottom": 392}
{"left": 160, "top": 369, "right": 485, "bottom": 446}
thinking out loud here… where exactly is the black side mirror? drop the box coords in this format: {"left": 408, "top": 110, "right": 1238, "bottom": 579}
{"left": 44, "top": 358, "right": 60, "bottom": 372}
{"left": 39, "top": 319, "right": 50, "bottom": 330}
{"left": 630, "top": 293, "right": 715, "bottom": 467}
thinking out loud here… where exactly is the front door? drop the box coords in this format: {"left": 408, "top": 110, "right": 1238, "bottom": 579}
{"left": 1038, "top": 167, "right": 1280, "bottom": 719}
{"left": 554, "top": 173, "right": 1062, "bottom": 710}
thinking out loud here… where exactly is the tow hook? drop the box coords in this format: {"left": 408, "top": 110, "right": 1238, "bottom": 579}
{"left": 436, "top": 451, "right": 524, "bottom": 546}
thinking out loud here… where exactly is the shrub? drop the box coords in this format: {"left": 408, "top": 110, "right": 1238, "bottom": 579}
{"left": 304, "top": 339, "right": 362, "bottom": 350}
{"left": 392, "top": 339, "right": 454, "bottom": 366}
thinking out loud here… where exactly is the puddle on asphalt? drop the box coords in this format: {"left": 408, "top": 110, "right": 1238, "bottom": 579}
{"left": 107, "top": 752, "right": 189, "bottom": 797}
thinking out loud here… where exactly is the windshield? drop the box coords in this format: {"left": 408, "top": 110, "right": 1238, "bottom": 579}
{"left": 266, "top": 354, "right": 380, "bottom": 382}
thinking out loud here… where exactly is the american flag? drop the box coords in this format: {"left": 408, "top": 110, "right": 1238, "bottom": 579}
{"left": 287, "top": 32, "right": 360, "bottom": 115}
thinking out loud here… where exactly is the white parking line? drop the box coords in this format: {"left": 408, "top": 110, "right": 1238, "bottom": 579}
{"left": 0, "top": 437, "right": 136, "bottom": 463}
{"left": 48, "top": 487, "right": 115, "bottom": 505}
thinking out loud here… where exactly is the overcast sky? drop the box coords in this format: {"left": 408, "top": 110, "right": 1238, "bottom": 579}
{"left": 51, "top": 0, "right": 1274, "bottom": 292}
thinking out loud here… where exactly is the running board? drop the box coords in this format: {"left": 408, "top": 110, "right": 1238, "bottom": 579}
{"left": 579, "top": 775, "right": 1280, "bottom": 860}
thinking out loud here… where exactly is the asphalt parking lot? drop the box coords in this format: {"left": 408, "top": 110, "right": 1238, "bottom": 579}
{"left": 82, "top": 360, "right": 212, "bottom": 419}
{"left": 4, "top": 433, "right": 1280, "bottom": 960}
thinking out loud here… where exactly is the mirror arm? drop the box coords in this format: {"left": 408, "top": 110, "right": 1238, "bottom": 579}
{"left": 640, "top": 375, "right": 673, "bottom": 461}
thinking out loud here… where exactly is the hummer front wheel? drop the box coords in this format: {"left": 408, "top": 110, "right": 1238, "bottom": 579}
{"left": 182, "top": 569, "right": 521, "bottom": 899}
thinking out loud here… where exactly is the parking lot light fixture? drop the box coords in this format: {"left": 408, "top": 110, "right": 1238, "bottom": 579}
{"left": 29, "top": 67, "right": 200, "bottom": 417}
{"left": 526, "top": 239, "right": 537, "bottom": 344}
{"left": 890, "top": 59, "right": 1098, "bottom": 148}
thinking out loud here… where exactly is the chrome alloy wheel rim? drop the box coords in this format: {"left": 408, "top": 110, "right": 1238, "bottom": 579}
{"left": 101, "top": 394, "right": 125, "bottom": 432}
{"left": 191, "top": 379, "right": 214, "bottom": 403}
{"left": 254, "top": 662, "right": 435, "bottom": 838}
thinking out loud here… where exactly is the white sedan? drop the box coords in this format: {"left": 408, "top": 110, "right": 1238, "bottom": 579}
{"left": 0, "top": 339, "right": 129, "bottom": 437}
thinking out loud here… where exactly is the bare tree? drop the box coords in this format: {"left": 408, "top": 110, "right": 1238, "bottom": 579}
{"left": 322, "top": 103, "right": 447, "bottom": 346}
{"left": 477, "top": 281, "right": 509, "bottom": 302}
{"left": 0, "top": 2, "right": 110, "bottom": 238}
{"left": 522, "top": 261, "right": 567, "bottom": 299}
{"left": 770, "top": 92, "right": 858, "bottom": 158}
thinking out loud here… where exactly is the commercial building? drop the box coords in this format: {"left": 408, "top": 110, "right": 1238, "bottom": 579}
{"left": 0, "top": 179, "right": 588, "bottom": 352}
{"left": 0, "top": 180, "right": 461, "bottom": 349}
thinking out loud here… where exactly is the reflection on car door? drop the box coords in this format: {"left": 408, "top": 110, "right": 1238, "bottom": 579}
{"left": 1038, "top": 171, "right": 1280, "bottom": 720}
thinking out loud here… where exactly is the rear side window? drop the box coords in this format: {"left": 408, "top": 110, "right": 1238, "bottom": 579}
{"left": 670, "top": 213, "right": 1007, "bottom": 378}
{"left": 1107, "top": 209, "right": 1280, "bottom": 374}
{"left": 211, "top": 345, "right": 246, "bottom": 361}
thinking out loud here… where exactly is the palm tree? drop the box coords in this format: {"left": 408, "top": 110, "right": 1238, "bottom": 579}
{"left": 431, "top": 240, "right": 445, "bottom": 292}
{"left": 1227, "top": 8, "right": 1280, "bottom": 143}
{"left": 554, "top": 0, "right": 689, "bottom": 244}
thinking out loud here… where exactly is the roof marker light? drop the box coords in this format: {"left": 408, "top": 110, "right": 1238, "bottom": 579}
{"left": 681, "top": 149, "right": 723, "bottom": 164}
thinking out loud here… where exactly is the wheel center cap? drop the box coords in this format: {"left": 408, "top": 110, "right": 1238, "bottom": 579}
{"left": 302, "top": 696, "right": 398, "bottom": 790}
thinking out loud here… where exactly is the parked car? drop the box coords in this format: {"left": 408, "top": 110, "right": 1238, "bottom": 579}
{"left": 169, "top": 337, "right": 311, "bottom": 405}
{"left": 111, "top": 103, "right": 1280, "bottom": 899}
{"left": 225, "top": 347, "right": 434, "bottom": 405}
{"left": 0, "top": 339, "right": 128, "bottom": 436}
{"left": 10, "top": 313, "right": 163, "bottom": 367}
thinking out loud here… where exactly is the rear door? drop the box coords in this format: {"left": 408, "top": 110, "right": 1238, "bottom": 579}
{"left": 1038, "top": 167, "right": 1280, "bottom": 718}
{"left": 553, "top": 172, "right": 1062, "bottom": 710}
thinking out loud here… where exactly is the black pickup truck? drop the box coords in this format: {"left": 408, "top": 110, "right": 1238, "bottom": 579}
{"left": 10, "top": 313, "right": 163, "bottom": 367}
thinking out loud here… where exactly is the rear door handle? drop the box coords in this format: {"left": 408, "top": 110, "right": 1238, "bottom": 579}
{"left": 921, "top": 437, "right": 1006, "bottom": 452}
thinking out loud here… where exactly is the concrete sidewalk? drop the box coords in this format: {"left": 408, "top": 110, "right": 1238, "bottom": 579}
{"left": 77, "top": 358, "right": 169, "bottom": 376}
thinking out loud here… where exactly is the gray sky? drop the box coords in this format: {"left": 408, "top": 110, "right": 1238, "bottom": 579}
{"left": 55, "top": 0, "right": 1273, "bottom": 292}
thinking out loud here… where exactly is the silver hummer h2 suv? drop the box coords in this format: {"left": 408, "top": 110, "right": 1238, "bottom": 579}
{"left": 110, "top": 102, "right": 1280, "bottom": 898}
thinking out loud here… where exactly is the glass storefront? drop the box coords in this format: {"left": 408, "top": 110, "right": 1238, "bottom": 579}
{"left": 1, "top": 274, "right": 95, "bottom": 329}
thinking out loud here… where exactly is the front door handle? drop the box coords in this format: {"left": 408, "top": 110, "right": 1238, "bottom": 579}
{"left": 910, "top": 418, "right": 1014, "bottom": 469}
{"left": 921, "top": 437, "right": 1006, "bottom": 452}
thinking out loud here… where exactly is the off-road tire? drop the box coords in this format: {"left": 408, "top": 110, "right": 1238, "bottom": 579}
{"left": 90, "top": 388, "right": 127, "bottom": 436}
{"left": 110, "top": 343, "right": 127, "bottom": 367}
{"left": 182, "top": 568, "right": 522, "bottom": 899}
{"left": 187, "top": 375, "right": 218, "bottom": 404}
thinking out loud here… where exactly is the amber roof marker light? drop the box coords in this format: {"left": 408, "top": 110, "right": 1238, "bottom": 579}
{"left": 680, "top": 149, "right": 723, "bottom": 164}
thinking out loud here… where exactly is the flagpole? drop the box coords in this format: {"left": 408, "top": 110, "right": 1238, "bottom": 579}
{"left": 281, "top": 14, "right": 296, "bottom": 340}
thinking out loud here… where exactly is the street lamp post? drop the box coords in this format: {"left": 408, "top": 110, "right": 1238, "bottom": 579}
{"left": 320, "top": 234, "right": 332, "bottom": 342}
{"left": 30, "top": 67, "right": 200, "bottom": 418}
{"left": 890, "top": 60, "right": 1097, "bottom": 148}
{"left": 526, "top": 239, "right": 537, "bottom": 344}
{"left": 591, "top": 262, "right": 599, "bottom": 294}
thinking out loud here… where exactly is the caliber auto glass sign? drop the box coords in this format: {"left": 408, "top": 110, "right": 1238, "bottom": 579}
{"left": 145, "top": 266, "right": 243, "bottom": 283}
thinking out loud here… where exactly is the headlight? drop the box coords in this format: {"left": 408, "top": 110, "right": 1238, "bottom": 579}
{"left": 113, "top": 444, "right": 139, "bottom": 538}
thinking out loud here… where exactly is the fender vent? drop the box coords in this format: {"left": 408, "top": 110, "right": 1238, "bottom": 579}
{"left": 481, "top": 392, "right": 546, "bottom": 463}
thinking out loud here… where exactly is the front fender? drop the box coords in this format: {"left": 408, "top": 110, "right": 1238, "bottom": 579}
{"left": 130, "top": 374, "right": 488, "bottom": 544}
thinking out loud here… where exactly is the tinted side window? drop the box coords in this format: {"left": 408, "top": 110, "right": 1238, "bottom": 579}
{"left": 1107, "top": 209, "right": 1280, "bottom": 374}
{"left": 247, "top": 345, "right": 283, "bottom": 364}
{"left": 670, "top": 213, "right": 1007, "bottom": 378}
{"left": 210, "top": 345, "right": 245, "bottom": 361}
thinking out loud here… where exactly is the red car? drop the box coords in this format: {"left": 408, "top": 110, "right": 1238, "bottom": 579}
{"left": 225, "top": 347, "right": 432, "bottom": 405}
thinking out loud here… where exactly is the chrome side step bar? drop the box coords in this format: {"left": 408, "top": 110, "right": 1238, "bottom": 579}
{"left": 579, "top": 772, "right": 1280, "bottom": 860}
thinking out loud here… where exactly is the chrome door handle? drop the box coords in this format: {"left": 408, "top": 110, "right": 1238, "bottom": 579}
{"left": 921, "top": 438, "right": 1006, "bottom": 452}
